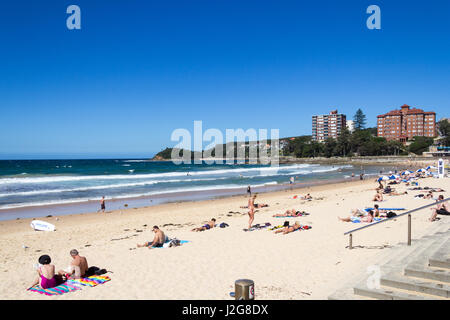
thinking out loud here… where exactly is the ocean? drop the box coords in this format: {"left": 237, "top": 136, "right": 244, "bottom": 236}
{"left": 0, "top": 159, "right": 389, "bottom": 220}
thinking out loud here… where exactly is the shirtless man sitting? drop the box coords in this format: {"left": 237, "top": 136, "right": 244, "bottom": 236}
{"left": 192, "top": 218, "right": 216, "bottom": 232}
{"left": 429, "top": 195, "right": 450, "bottom": 222}
{"left": 373, "top": 191, "right": 383, "bottom": 202}
{"left": 137, "top": 226, "right": 166, "bottom": 249}
{"left": 58, "top": 249, "right": 88, "bottom": 279}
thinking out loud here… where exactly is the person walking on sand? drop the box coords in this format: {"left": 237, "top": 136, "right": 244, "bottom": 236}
{"left": 248, "top": 194, "right": 257, "bottom": 229}
{"left": 247, "top": 185, "right": 251, "bottom": 197}
{"left": 137, "top": 226, "right": 166, "bottom": 249}
{"left": 99, "top": 196, "right": 106, "bottom": 213}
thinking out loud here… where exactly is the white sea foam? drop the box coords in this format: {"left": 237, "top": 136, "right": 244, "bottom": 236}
{"left": 0, "top": 164, "right": 350, "bottom": 186}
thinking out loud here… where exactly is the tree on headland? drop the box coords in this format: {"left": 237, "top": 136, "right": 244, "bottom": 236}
{"left": 353, "top": 108, "right": 367, "bottom": 130}
{"left": 438, "top": 119, "right": 450, "bottom": 147}
{"left": 408, "top": 136, "right": 434, "bottom": 155}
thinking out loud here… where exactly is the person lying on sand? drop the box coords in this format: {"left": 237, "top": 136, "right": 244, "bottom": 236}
{"left": 339, "top": 210, "right": 374, "bottom": 223}
{"left": 192, "top": 218, "right": 216, "bottom": 232}
{"left": 424, "top": 191, "right": 434, "bottom": 199}
{"left": 30, "top": 255, "right": 60, "bottom": 289}
{"left": 429, "top": 195, "right": 450, "bottom": 222}
{"left": 57, "top": 249, "right": 88, "bottom": 280}
{"left": 274, "top": 221, "right": 302, "bottom": 234}
{"left": 300, "top": 193, "right": 312, "bottom": 200}
{"left": 373, "top": 191, "right": 383, "bottom": 202}
{"left": 137, "top": 226, "right": 166, "bottom": 249}
{"left": 240, "top": 203, "right": 268, "bottom": 208}
{"left": 387, "top": 191, "right": 408, "bottom": 196}
{"left": 272, "top": 209, "right": 307, "bottom": 217}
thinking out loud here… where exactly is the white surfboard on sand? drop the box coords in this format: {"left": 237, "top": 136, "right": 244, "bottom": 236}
{"left": 30, "top": 220, "right": 55, "bottom": 232}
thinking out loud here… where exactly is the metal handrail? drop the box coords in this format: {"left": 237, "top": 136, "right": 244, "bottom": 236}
{"left": 344, "top": 197, "right": 450, "bottom": 249}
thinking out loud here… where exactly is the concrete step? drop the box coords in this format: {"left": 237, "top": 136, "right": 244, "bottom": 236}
{"left": 328, "top": 287, "right": 373, "bottom": 300}
{"left": 353, "top": 285, "right": 435, "bottom": 300}
{"left": 381, "top": 272, "right": 450, "bottom": 298}
{"left": 404, "top": 264, "right": 450, "bottom": 283}
{"left": 429, "top": 239, "right": 450, "bottom": 269}
{"left": 381, "top": 236, "right": 443, "bottom": 274}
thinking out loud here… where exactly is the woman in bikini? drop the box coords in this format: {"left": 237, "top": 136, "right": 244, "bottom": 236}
{"left": 29, "top": 255, "right": 59, "bottom": 289}
{"left": 274, "top": 221, "right": 302, "bottom": 234}
{"left": 248, "top": 194, "right": 256, "bottom": 229}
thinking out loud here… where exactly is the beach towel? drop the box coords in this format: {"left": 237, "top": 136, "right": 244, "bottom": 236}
{"left": 67, "top": 275, "right": 111, "bottom": 287}
{"left": 27, "top": 282, "right": 82, "bottom": 296}
{"left": 243, "top": 223, "right": 271, "bottom": 232}
{"left": 268, "top": 225, "right": 284, "bottom": 231}
{"left": 159, "top": 240, "right": 190, "bottom": 248}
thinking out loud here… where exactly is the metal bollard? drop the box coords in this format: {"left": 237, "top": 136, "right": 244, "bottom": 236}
{"left": 234, "top": 279, "right": 255, "bottom": 300}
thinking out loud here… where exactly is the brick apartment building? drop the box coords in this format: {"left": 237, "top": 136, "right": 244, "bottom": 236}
{"left": 377, "top": 104, "right": 436, "bottom": 143}
{"left": 312, "top": 110, "right": 347, "bottom": 142}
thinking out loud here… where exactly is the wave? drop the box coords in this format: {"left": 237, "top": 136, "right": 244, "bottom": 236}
{"left": 0, "top": 164, "right": 350, "bottom": 186}
{"left": 0, "top": 177, "right": 233, "bottom": 198}
{"left": 0, "top": 182, "right": 278, "bottom": 210}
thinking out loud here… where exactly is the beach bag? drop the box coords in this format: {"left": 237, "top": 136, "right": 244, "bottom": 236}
{"left": 386, "top": 212, "right": 397, "bottom": 218}
{"left": 219, "top": 223, "right": 229, "bottom": 228}
{"left": 168, "top": 238, "right": 181, "bottom": 247}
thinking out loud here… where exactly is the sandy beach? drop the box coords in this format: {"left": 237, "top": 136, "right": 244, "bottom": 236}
{"left": 1, "top": 175, "right": 448, "bottom": 300}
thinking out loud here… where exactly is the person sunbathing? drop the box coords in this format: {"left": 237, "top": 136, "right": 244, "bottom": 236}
{"left": 192, "top": 218, "right": 216, "bottom": 231}
{"left": 274, "top": 221, "right": 302, "bottom": 234}
{"left": 373, "top": 191, "right": 383, "bottom": 201}
{"left": 338, "top": 210, "right": 374, "bottom": 223}
{"left": 429, "top": 195, "right": 450, "bottom": 222}
{"left": 272, "top": 209, "right": 306, "bottom": 217}
{"left": 240, "top": 203, "right": 268, "bottom": 208}
{"left": 423, "top": 191, "right": 434, "bottom": 199}
{"left": 137, "top": 225, "right": 166, "bottom": 249}
{"left": 387, "top": 191, "right": 408, "bottom": 196}
{"left": 300, "top": 193, "right": 312, "bottom": 200}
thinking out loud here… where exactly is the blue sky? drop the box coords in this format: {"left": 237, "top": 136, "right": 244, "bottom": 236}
{"left": 0, "top": 0, "right": 449, "bottom": 159}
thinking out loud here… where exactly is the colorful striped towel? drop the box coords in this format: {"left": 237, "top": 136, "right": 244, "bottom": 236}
{"left": 27, "top": 282, "right": 82, "bottom": 296}
{"left": 67, "top": 275, "right": 111, "bottom": 287}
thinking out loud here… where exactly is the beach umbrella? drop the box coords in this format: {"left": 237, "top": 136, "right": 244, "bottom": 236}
{"left": 388, "top": 174, "right": 399, "bottom": 180}
{"left": 377, "top": 176, "right": 389, "bottom": 182}
{"left": 401, "top": 170, "right": 412, "bottom": 175}
{"left": 416, "top": 168, "right": 426, "bottom": 173}
{"left": 426, "top": 166, "right": 437, "bottom": 170}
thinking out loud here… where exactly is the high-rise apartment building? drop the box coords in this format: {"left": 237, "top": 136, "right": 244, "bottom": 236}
{"left": 312, "top": 110, "right": 347, "bottom": 142}
{"left": 377, "top": 104, "right": 436, "bottom": 143}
